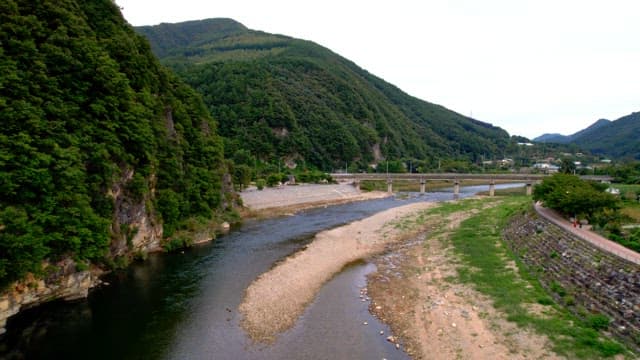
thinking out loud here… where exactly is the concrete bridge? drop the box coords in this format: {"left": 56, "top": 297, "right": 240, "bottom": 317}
{"left": 330, "top": 173, "right": 614, "bottom": 196}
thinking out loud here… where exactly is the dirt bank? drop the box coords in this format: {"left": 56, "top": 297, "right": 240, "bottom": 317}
{"left": 239, "top": 183, "right": 390, "bottom": 217}
{"left": 238, "top": 201, "right": 436, "bottom": 342}
{"left": 367, "top": 202, "right": 561, "bottom": 359}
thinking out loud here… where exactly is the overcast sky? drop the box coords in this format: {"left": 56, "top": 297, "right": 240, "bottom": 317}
{"left": 116, "top": 0, "right": 639, "bottom": 139}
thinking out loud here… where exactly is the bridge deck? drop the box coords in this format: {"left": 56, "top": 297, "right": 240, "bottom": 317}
{"left": 331, "top": 173, "right": 612, "bottom": 182}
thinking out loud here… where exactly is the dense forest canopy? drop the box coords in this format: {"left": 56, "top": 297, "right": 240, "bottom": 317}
{"left": 137, "top": 18, "right": 512, "bottom": 171}
{"left": 0, "top": 0, "right": 231, "bottom": 287}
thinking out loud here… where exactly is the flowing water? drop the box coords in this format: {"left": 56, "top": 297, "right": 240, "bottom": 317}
{"left": 0, "top": 185, "right": 522, "bottom": 360}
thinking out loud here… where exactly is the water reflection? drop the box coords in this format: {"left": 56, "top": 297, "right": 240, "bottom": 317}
{"left": 0, "top": 184, "right": 523, "bottom": 359}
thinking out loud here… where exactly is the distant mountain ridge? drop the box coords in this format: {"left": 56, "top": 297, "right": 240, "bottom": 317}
{"left": 534, "top": 114, "right": 640, "bottom": 159}
{"left": 136, "top": 18, "right": 512, "bottom": 169}
{"left": 534, "top": 118, "right": 611, "bottom": 144}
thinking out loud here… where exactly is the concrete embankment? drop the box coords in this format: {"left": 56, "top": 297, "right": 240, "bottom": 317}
{"left": 503, "top": 209, "right": 640, "bottom": 351}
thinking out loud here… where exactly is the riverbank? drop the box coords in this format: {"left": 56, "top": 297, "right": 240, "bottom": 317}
{"left": 239, "top": 183, "right": 390, "bottom": 217}
{"left": 239, "top": 201, "right": 437, "bottom": 342}
{"left": 367, "top": 197, "right": 559, "bottom": 359}
{"left": 367, "top": 196, "right": 632, "bottom": 359}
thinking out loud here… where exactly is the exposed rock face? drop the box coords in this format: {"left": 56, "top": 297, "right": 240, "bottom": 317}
{"left": 503, "top": 210, "right": 640, "bottom": 351}
{"left": 110, "top": 169, "right": 163, "bottom": 257}
{"left": 0, "top": 168, "right": 164, "bottom": 334}
{"left": 0, "top": 260, "right": 101, "bottom": 334}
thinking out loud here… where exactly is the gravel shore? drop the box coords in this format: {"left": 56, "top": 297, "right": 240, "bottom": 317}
{"left": 238, "top": 201, "right": 436, "bottom": 342}
{"left": 240, "top": 183, "right": 389, "bottom": 212}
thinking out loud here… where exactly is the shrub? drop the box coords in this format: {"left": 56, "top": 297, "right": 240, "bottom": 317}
{"left": 266, "top": 173, "right": 282, "bottom": 187}
{"left": 586, "top": 314, "right": 610, "bottom": 331}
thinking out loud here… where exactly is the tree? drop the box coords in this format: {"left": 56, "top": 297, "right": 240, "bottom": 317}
{"left": 533, "top": 174, "right": 619, "bottom": 220}
{"left": 560, "top": 158, "right": 576, "bottom": 174}
{"left": 232, "top": 164, "right": 253, "bottom": 190}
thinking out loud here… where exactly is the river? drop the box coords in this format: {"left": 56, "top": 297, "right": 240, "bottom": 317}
{"left": 0, "top": 185, "right": 522, "bottom": 360}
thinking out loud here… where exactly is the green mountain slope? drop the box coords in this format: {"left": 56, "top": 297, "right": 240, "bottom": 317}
{"left": 534, "top": 114, "right": 640, "bottom": 159}
{"left": 573, "top": 113, "right": 640, "bottom": 159}
{"left": 0, "top": 1, "right": 232, "bottom": 286}
{"left": 534, "top": 119, "right": 611, "bottom": 144}
{"left": 137, "top": 19, "right": 511, "bottom": 170}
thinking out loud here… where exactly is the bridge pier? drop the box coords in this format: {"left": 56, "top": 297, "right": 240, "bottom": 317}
{"left": 453, "top": 180, "right": 460, "bottom": 199}
{"left": 420, "top": 179, "right": 426, "bottom": 194}
{"left": 489, "top": 180, "right": 495, "bottom": 197}
{"left": 526, "top": 182, "right": 533, "bottom": 196}
{"left": 387, "top": 178, "right": 393, "bottom": 194}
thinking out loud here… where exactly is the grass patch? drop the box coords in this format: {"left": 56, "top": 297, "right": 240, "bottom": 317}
{"left": 476, "top": 185, "right": 527, "bottom": 197}
{"left": 435, "top": 196, "right": 630, "bottom": 358}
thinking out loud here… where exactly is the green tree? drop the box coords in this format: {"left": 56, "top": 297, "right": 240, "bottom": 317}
{"left": 560, "top": 158, "right": 576, "bottom": 174}
{"left": 533, "top": 174, "right": 619, "bottom": 220}
{"left": 233, "top": 164, "right": 253, "bottom": 190}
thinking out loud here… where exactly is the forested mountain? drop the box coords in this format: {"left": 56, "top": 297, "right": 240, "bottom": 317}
{"left": 534, "top": 119, "right": 611, "bottom": 144}
{"left": 0, "top": 1, "right": 234, "bottom": 287}
{"left": 573, "top": 113, "right": 640, "bottom": 159}
{"left": 137, "top": 19, "right": 511, "bottom": 170}
{"left": 534, "top": 133, "right": 566, "bottom": 143}
{"left": 534, "top": 114, "right": 640, "bottom": 159}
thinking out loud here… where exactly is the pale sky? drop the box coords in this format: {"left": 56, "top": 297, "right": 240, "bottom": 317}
{"left": 116, "top": 0, "right": 639, "bottom": 139}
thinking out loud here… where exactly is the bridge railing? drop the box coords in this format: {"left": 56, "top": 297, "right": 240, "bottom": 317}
{"left": 330, "top": 172, "right": 612, "bottom": 182}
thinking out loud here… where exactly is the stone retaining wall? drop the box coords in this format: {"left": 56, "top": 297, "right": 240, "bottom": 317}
{"left": 503, "top": 209, "right": 640, "bottom": 350}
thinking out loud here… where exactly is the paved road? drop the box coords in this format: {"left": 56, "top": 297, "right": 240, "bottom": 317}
{"left": 534, "top": 202, "right": 640, "bottom": 265}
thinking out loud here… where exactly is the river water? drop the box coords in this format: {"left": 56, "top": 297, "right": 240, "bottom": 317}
{"left": 0, "top": 185, "right": 521, "bottom": 360}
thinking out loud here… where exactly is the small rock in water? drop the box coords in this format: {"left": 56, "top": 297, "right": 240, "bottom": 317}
{"left": 379, "top": 330, "right": 384, "bottom": 335}
{"left": 386, "top": 335, "right": 396, "bottom": 343}
{"left": 363, "top": 321, "right": 368, "bottom": 325}
{"left": 395, "top": 343, "right": 400, "bottom": 350}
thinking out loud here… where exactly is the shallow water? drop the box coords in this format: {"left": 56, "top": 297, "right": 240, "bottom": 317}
{"left": 0, "top": 184, "right": 523, "bottom": 360}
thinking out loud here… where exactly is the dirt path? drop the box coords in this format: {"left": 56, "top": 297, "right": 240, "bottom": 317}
{"left": 238, "top": 201, "right": 437, "bottom": 343}
{"left": 368, "top": 204, "right": 561, "bottom": 359}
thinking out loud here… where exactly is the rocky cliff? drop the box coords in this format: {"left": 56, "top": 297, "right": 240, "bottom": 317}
{"left": 0, "top": 0, "right": 235, "bottom": 333}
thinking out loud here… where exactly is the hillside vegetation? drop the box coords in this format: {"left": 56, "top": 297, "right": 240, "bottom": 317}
{"left": 535, "top": 113, "right": 640, "bottom": 159}
{"left": 0, "top": 1, "right": 233, "bottom": 287}
{"left": 137, "top": 19, "right": 512, "bottom": 171}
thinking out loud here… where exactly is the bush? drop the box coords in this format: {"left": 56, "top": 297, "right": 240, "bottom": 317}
{"left": 256, "top": 179, "right": 266, "bottom": 190}
{"left": 537, "top": 297, "right": 554, "bottom": 305}
{"left": 266, "top": 173, "right": 282, "bottom": 187}
{"left": 586, "top": 314, "right": 610, "bottom": 331}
